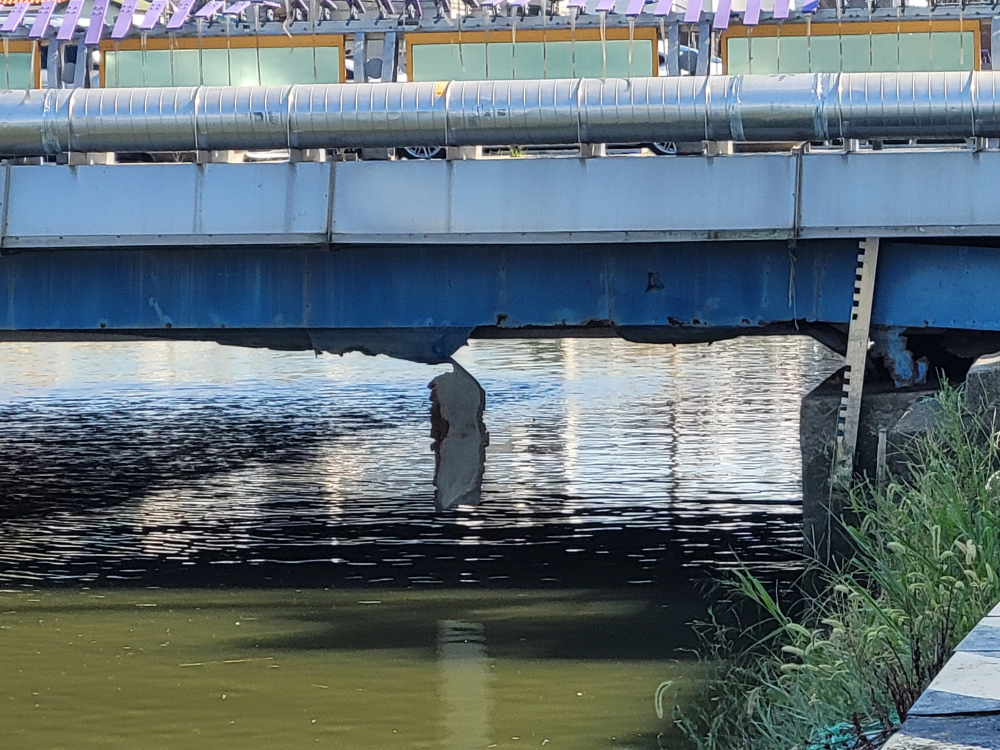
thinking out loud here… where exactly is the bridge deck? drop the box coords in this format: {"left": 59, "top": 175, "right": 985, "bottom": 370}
{"left": 4, "top": 147, "right": 1000, "bottom": 249}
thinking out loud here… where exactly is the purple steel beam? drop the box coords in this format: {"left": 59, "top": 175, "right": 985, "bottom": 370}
{"left": 166, "top": 0, "right": 197, "bottom": 28}
{"left": 259, "top": 0, "right": 282, "bottom": 6}
{"left": 652, "top": 0, "right": 671, "bottom": 14}
{"left": 137, "top": 0, "right": 168, "bottom": 29}
{"left": 111, "top": 0, "right": 139, "bottom": 39}
{"left": 711, "top": 0, "right": 730, "bottom": 29}
{"left": 566, "top": 0, "right": 587, "bottom": 8}
{"left": 773, "top": 0, "right": 790, "bottom": 19}
{"left": 508, "top": 0, "right": 530, "bottom": 6}
{"left": 56, "top": 0, "right": 85, "bottom": 40}
{"left": 801, "top": 0, "right": 818, "bottom": 11}
{"left": 1, "top": 3, "right": 29, "bottom": 33}
{"left": 84, "top": 0, "right": 110, "bottom": 43}
{"left": 375, "top": 0, "right": 394, "bottom": 14}
{"left": 28, "top": 1, "right": 56, "bottom": 39}
{"left": 404, "top": 0, "right": 422, "bottom": 17}
{"left": 480, "top": 0, "right": 501, "bottom": 6}
{"left": 682, "top": 0, "right": 700, "bottom": 22}
{"left": 346, "top": 0, "right": 366, "bottom": 14}
{"left": 743, "top": 0, "right": 760, "bottom": 25}
{"left": 624, "top": 0, "right": 644, "bottom": 15}
{"left": 596, "top": 0, "right": 615, "bottom": 11}
{"left": 223, "top": 1, "right": 252, "bottom": 14}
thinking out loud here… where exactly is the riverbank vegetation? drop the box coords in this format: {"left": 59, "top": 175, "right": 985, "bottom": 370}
{"left": 675, "top": 384, "right": 1000, "bottom": 750}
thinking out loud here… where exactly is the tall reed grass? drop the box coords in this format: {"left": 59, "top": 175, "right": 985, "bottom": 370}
{"left": 675, "top": 383, "right": 1000, "bottom": 750}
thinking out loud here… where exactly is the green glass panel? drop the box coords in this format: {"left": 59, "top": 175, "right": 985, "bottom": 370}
{"left": 774, "top": 36, "right": 809, "bottom": 74}
{"left": 485, "top": 43, "right": 516, "bottom": 79}
{"left": 106, "top": 45, "right": 341, "bottom": 87}
{"left": 926, "top": 31, "right": 975, "bottom": 72}
{"left": 0, "top": 53, "right": 33, "bottom": 89}
{"left": 258, "top": 46, "right": 340, "bottom": 84}
{"left": 808, "top": 35, "right": 841, "bottom": 73}
{"left": 870, "top": 33, "right": 899, "bottom": 72}
{"left": 745, "top": 36, "right": 778, "bottom": 74}
{"left": 539, "top": 41, "right": 577, "bottom": 78}
{"left": 726, "top": 37, "right": 749, "bottom": 75}
{"left": 722, "top": 30, "right": 978, "bottom": 75}
{"left": 572, "top": 39, "right": 653, "bottom": 78}
{"left": 411, "top": 44, "right": 486, "bottom": 81}
{"left": 228, "top": 48, "right": 263, "bottom": 86}
{"left": 897, "top": 32, "right": 931, "bottom": 72}
{"left": 839, "top": 34, "right": 871, "bottom": 72}
{"left": 411, "top": 39, "right": 653, "bottom": 81}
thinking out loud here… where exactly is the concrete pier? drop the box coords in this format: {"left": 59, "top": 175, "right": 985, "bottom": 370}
{"left": 800, "top": 371, "right": 935, "bottom": 560}
{"left": 428, "top": 361, "right": 489, "bottom": 511}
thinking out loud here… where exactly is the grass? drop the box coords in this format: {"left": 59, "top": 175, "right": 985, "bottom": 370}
{"left": 674, "top": 382, "right": 1000, "bottom": 750}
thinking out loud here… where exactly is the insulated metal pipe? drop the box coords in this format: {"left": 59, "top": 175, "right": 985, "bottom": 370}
{"left": 0, "top": 71, "right": 996, "bottom": 156}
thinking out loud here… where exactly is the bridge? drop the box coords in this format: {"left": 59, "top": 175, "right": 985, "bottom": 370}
{"left": 3, "top": 70, "right": 1000, "bottom": 515}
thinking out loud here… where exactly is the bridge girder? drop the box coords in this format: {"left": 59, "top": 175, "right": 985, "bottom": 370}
{"left": 0, "top": 239, "right": 997, "bottom": 370}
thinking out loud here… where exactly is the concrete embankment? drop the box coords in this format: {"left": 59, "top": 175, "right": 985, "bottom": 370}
{"left": 885, "top": 602, "right": 1000, "bottom": 749}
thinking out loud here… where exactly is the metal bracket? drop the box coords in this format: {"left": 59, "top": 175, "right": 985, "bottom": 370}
{"left": 666, "top": 22, "right": 680, "bottom": 76}
{"left": 696, "top": 19, "right": 710, "bottom": 76}
{"left": 352, "top": 32, "right": 366, "bottom": 82}
{"left": 45, "top": 41, "right": 60, "bottom": 89}
{"left": 832, "top": 237, "right": 880, "bottom": 485}
{"left": 382, "top": 30, "right": 398, "bottom": 82}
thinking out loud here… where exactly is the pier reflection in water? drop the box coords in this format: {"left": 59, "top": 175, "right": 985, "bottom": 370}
{"left": 0, "top": 337, "right": 841, "bottom": 749}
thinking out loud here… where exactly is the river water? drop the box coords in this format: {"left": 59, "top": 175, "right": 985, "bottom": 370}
{"left": 0, "top": 336, "right": 841, "bottom": 750}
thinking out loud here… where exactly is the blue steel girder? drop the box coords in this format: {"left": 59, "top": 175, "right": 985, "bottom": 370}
{"left": 0, "top": 239, "right": 996, "bottom": 357}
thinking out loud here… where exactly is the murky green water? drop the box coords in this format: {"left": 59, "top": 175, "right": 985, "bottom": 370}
{"left": 0, "top": 337, "right": 842, "bottom": 748}
{"left": 2, "top": 588, "right": 701, "bottom": 749}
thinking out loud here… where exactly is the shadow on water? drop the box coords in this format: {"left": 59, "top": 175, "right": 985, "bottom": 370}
{"left": 0, "top": 395, "right": 388, "bottom": 518}
{"left": 0, "top": 337, "right": 843, "bottom": 750}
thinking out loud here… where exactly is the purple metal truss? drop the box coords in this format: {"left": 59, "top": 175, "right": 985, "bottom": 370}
{"left": 56, "top": 0, "right": 85, "bottom": 41}
{"left": 28, "top": 1, "right": 56, "bottom": 39}
{"left": 1, "top": 3, "right": 30, "bottom": 33}
{"left": 137, "top": 0, "right": 168, "bottom": 29}
{"left": 166, "top": 0, "right": 198, "bottom": 28}
{"left": 111, "top": 0, "right": 139, "bottom": 39}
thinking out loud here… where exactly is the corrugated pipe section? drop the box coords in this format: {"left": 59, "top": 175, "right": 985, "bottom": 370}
{"left": 1, "top": 71, "right": 997, "bottom": 156}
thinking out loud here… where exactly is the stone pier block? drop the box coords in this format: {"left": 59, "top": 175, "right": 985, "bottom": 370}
{"left": 429, "top": 361, "right": 489, "bottom": 511}
{"left": 801, "top": 369, "right": 935, "bottom": 560}
{"left": 967, "top": 351, "right": 1000, "bottom": 414}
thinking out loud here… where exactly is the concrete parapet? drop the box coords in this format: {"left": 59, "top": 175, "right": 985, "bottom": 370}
{"left": 429, "top": 361, "right": 489, "bottom": 511}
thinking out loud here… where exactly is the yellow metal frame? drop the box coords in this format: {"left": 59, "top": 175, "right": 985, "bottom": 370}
{"left": 405, "top": 27, "right": 660, "bottom": 80}
{"left": 721, "top": 19, "right": 982, "bottom": 72}
{"left": 0, "top": 41, "right": 42, "bottom": 88}
{"left": 98, "top": 33, "right": 347, "bottom": 86}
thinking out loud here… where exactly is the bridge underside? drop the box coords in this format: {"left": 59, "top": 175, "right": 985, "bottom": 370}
{"left": 0, "top": 239, "right": 998, "bottom": 377}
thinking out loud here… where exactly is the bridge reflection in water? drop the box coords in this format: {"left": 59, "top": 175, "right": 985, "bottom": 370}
{"left": 0, "top": 336, "right": 840, "bottom": 749}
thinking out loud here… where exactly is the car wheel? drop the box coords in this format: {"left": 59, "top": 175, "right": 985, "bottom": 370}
{"left": 649, "top": 141, "right": 677, "bottom": 156}
{"left": 400, "top": 146, "right": 446, "bottom": 160}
